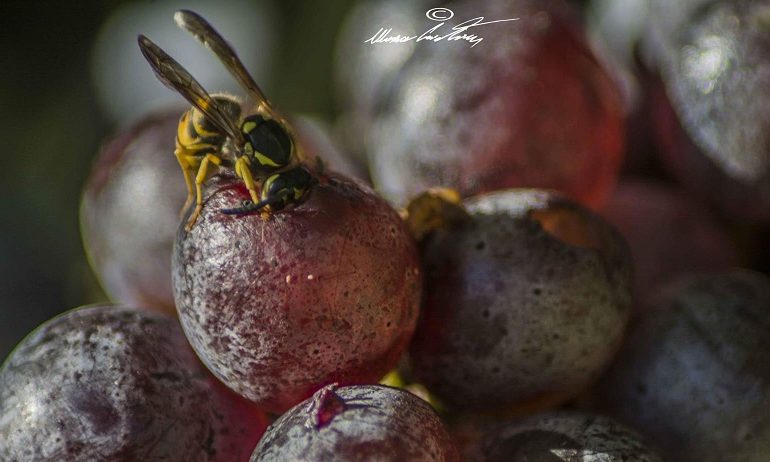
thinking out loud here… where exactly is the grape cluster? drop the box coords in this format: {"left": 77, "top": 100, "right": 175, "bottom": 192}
{"left": 2, "top": 0, "right": 769, "bottom": 460}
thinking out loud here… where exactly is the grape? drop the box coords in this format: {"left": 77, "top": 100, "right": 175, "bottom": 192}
{"left": 173, "top": 174, "right": 421, "bottom": 413}
{"left": 0, "top": 304, "right": 267, "bottom": 461}
{"left": 408, "top": 189, "right": 632, "bottom": 412}
{"left": 81, "top": 110, "right": 185, "bottom": 314}
{"left": 593, "top": 270, "right": 770, "bottom": 462}
{"left": 648, "top": 0, "right": 770, "bottom": 222}
{"left": 462, "top": 412, "right": 663, "bottom": 462}
{"left": 251, "top": 384, "right": 459, "bottom": 461}
{"left": 367, "top": 0, "right": 624, "bottom": 208}
{"left": 602, "top": 179, "right": 737, "bottom": 309}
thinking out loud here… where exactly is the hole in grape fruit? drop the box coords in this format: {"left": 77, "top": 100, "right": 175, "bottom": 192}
{"left": 475, "top": 241, "right": 486, "bottom": 250}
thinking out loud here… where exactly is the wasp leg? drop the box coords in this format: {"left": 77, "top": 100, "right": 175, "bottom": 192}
{"left": 185, "top": 153, "right": 223, "bottom": 231}
{"left": 175, "top": 147, "right": 196, "bottom": 218}
{"left": 234, "top": 156, "right": 261, "bottom": 204}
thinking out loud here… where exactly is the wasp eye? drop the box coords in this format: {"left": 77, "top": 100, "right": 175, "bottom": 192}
{"left": 242, "top": 116, "right": 292, "bottom": 168}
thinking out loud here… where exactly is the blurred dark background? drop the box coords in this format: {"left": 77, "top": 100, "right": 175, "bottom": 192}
{"left": 0, "top": 0, "right": 358, "bottom": 359}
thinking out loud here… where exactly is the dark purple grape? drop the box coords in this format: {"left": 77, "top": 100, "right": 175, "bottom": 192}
{"left": 594, "top": 270, "right": 770, "bottom": 461}
{"left": 250, "top": 384, "right": 459, "bottom": 461}
{"left": 368, "top": 0, "right": 624, "bottom": 208}
{"left": 463, "top": 412, "right": 663, "bottom": 462}
{"left": 409, "top": 189, "right": 632, "bottom": 412}
{"left": 81, "top": 109, "right": 185, "bottom": 314}
{"left": 173, "top": 174, "right": 421, "bottom": 413}
{"left": 0, "top": 304, "right": 267, "bottom": 461}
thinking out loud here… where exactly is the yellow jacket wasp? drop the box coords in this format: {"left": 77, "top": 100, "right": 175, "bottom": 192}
{"left": 138, "top": 10, "right": 317, "bottom": 230}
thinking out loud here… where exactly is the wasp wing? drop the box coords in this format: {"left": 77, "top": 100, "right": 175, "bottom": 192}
{"left": 137, "top": 34, "right": 244, "bottom": 144}
{"left": 174, "top": 10, "right": 274, "bottom": 113}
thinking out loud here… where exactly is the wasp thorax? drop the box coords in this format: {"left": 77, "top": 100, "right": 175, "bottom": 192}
{"left": 189, "top": 96, "right": 242, "bottom": 137}
{"left": 241, "top": 114, "right": 293, "bottom": 171}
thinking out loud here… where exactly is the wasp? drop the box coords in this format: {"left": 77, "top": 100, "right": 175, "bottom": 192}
{"left": 137, "top": 10, "right": 317, "bottom": 230}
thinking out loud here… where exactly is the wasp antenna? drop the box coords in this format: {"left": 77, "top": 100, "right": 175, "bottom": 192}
{"left": 174, "top": 9, "right": 275, "bottom": 114}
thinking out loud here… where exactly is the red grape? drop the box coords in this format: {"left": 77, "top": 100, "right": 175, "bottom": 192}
{"left": 368, "top": 0, "right": 625, "bottom": 208}
{"left": 173, "top": 174, "right": 421, "bottom": 413}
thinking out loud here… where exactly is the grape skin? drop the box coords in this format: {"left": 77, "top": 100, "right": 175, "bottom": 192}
{"left": 0, "top": 304, "right": 266, "bottom": 461}
{"left": 173, "top": 174, "right": 421, "bottom": 413}
{"left": 251, "top": 384, "right": 460, "bottom": 461}
{"left": 409, "top": 189, "right": 632, "bottom": 411}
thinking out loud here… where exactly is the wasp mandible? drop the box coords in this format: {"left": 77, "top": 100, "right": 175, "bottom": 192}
{"left": 138, "top": 10, "right": 317, "bottom": 230}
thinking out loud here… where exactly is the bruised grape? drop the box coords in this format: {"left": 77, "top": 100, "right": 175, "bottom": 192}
{"left": 251, "top": 384, "right": 459, "bottom": 461}
{"left": 0, "top": 304, "right": 267, "bottom": 461}
{"left": 81, "top": 109, "right": 185, "bottom": 314}
{"left": 602, "top": 179, "right": 737, "bottom": 309}
{"left": 368, "top": 0, "right": 624, "bottom": 208}
{"left": 463, "top": 412, "right": 663, "bottom": 462}
{"left": 409, "top": 189, "right": 632, "bottom": 412}
{"left": 594, "top": 270, "right": 770, "bottom": 462}
{"left": 173, "top": 174, "right": 421, "bottom": 413}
